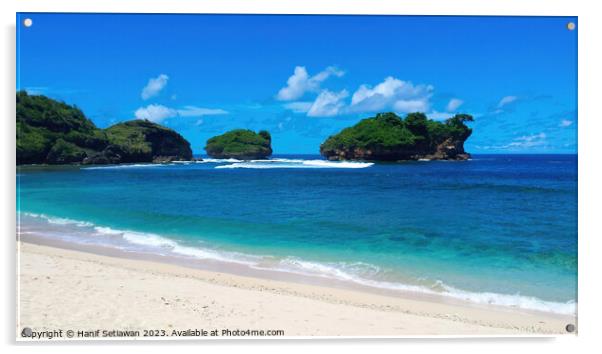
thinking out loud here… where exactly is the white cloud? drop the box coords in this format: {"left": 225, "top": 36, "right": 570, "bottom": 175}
{"left": 277, "top": 67, "right": 309, "bottom": 101}
{"left": 475, "top": 133, "right": 548, "bottom": 151}
{"left": 307, "top": 90, "right": 349, "bottom": 117}
{"left": 393, "top": 99, "right": 429, "bottom": 113}
{"left": 497, "top": 95, "right": 518, "bottom": 108}
{"left": 135, "top": 104, "right": 228, "bottom": 123}
{"left": 349, "top": 77, "right": 433, "bottom": 114}
{"left": 284, "top": 101, "right": 313, "bottom": 113}
{"left": 446, "top": 98, "right": 464, "bottom": 112}
{"left": 560, "top": 119, "right": 574, "bottom": 127}
{"left": 141, "top": 74, "right": 169, "bottom": 100}
{"left": 177, "top": 106, "right": 228, "bottom": 117}
{"left": 23, "top": 87, "right": 48, "bottom": 95}
{"left": 280, "top": 74, "right": 440, "bottom": 118}
{"left": 276, "top": 66, "right": 344, "bottom": 101}
{"left": 135, "top": 104, "right": 177, "bottom": 122}
{"left": 504, "top": 133, "right": 547, "bottom": 149}
{"left": 427, "top": 111, "right": 454, "bottom": 120}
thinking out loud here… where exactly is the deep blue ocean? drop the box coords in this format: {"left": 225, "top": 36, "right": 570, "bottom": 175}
{"left": 17, "top": 154, "right": 577, "bottom": 314}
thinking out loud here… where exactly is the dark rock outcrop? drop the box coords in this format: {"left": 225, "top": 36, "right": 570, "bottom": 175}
{"left": 320, "top": 112, "right": 473, "bottom": 161}
{"left": 82, "top": 144, "right": 126, "bottom": 165}
{"left": 422, "top": 137, "right": 471, "bottom": 161}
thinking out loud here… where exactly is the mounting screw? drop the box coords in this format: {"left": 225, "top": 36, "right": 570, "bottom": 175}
{"left": 567, "top": 22, "right": 576, "bottom": 31}
{"left": 21, "top": 327, "right": 32, "bottom": 337}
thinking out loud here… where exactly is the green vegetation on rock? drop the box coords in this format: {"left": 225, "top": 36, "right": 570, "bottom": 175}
{"left": 46, "top": 139, "right": 89, "bottom": 164}
{"left": 320, "top": 112, "right": 473, "bottom": 161}
{"left": 17, "top": 91, "right": 109, "bottom": 164}
{"left": 101, "top": 120, "right": 192, "bottom": 163}
{"left": 205, "top": 129, "right": 272, "bottom": 159}
{"left": 16, "top": 91, "right": 193, "bottom": 165}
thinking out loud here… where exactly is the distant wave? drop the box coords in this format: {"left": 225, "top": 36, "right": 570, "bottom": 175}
{"left": 216, "top": 158, "right": 374, "bottom": 169}
{"left": 196, "top": 158, "right": 243, "bottom": 163}
{"left": 79, "top": 158, "right": 373, "bottom": 170}
{"left": 83, "top": 163, "right": 164, "bottom": 170}
{"left": 19, "top": 212, "right": 575, "bottom": 315}
{"left": 82, "top": 159, "right": 244, "bottom": 169}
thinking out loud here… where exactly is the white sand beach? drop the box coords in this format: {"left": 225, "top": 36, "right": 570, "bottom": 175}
{"left": 17, "top": 240, "right": 576, "bottom": 339}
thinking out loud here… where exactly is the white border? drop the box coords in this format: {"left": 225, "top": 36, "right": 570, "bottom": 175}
{"left": 0, "top": 0, "right": 587, "bottom": 16}
{"left": 2, "top": 0, "right": 601, "bottom": 352}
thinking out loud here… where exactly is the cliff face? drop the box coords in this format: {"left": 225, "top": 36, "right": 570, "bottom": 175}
{"left": 205, "top": 129, "right": 272, "bottom": 160}
{"left": 426, "top": 137, "right": 470, "bottom": 160}
{"left": 16, "top": 92, "right": 192, "bottom": 165}
{"left": 320, "top": 112, "right": 473, "bottom": 161}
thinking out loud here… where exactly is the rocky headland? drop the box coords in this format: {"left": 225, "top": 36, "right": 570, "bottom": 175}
{"left": 17, "top": 91, "right": 193, "bottom": 165}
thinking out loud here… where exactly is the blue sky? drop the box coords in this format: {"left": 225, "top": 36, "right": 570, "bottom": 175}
{"left": 17, "top": 14, "right": 577, "bottom": 154}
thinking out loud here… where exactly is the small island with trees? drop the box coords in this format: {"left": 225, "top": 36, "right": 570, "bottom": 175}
{"left": 205, "top": 129, "right": 272, "bottom": 160}
{"left": 320, "top": 112, "right": 473, "bottom": 161}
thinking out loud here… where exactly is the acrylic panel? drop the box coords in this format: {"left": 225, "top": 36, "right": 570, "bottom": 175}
{"left": 16, "top": 13, "right": 578, "bottom": 339}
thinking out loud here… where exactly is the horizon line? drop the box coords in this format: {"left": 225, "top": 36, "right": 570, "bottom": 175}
{"left": 192, "top": 152, "right": 578, "bottom": 156}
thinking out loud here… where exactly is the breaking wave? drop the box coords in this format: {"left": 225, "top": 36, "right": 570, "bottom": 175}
{"left": 83, "top": 163, "right": 164, "bottom": 170}
{"left": 216, "top": 158, "right": 373, "bottom": 169}
{"left": 79, "top": 158, "right": 373, "bottom": 170}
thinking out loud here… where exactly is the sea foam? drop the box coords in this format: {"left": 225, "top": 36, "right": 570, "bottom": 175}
{"left": 78, "top": 157, "right": 374, "bottom": 169}
{"left": 83, "top": 163, "right": 164, "bottom": 170}
{"left": 216, "top": 158, "right": 374, "bottom": 169}
{"left": 197, "top": 158, "right": 243, "bottom": 163}
{"left": 265, "top": 257, "right": 577, "bottom": 315}
{"left": 22, "top": 212, "right": 94, "bottom": 227}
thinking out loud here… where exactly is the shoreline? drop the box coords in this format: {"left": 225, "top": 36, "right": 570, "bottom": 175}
{"left": 18, "top": 236, "right": 576, "bottom": 336}
{"left": 17, "top": 212, "right": 576, "bottom": 316}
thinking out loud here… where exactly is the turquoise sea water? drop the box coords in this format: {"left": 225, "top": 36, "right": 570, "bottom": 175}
{"left": 17, "top": 154, "right": 577, "bottom": 314}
